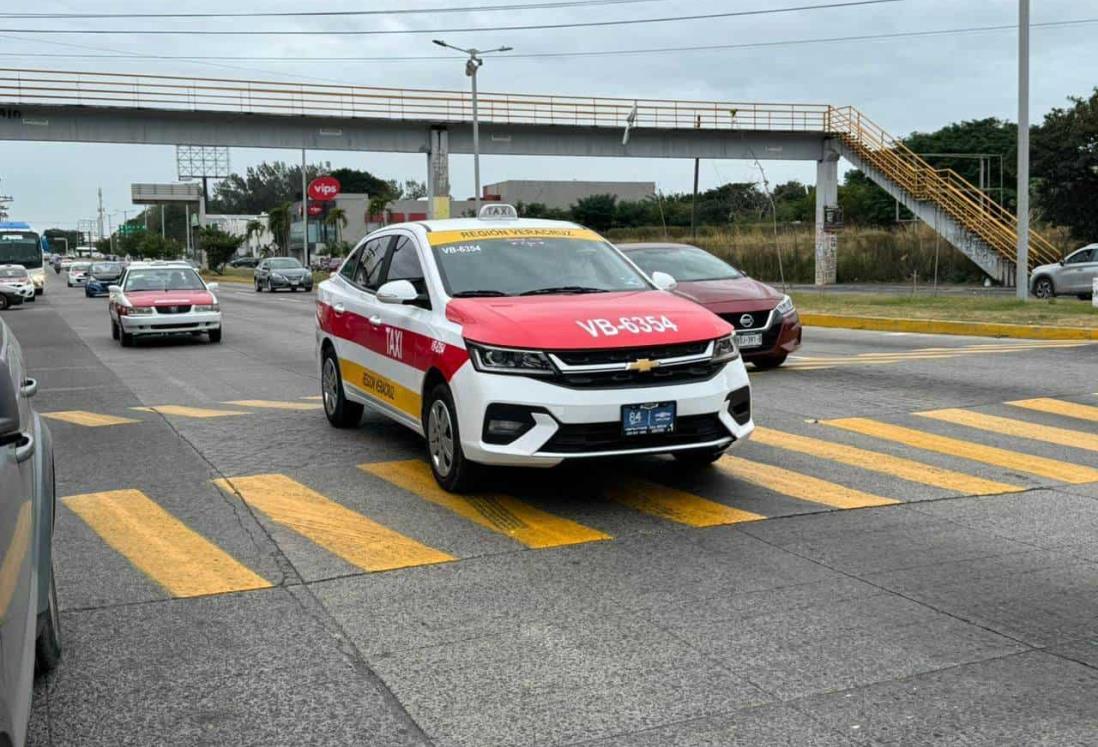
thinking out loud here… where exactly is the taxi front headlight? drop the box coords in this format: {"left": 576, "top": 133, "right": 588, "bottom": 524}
{"left": 712, "top": 334, "right": 740, "bottom": 363}
{"left": 193, "top": 304, "right": 220, "bottom": 312}
{"left": 120, "top": 306, "right": 154, "bottom": 316}
{"left": 776, "top": 295, "right": 796, "bottom": 316}
{"left": 467, "top": 342, "right": 555, "bottom": 376}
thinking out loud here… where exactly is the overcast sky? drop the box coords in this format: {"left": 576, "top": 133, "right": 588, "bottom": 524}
{"left": 1, "top": 0, "right": 1096, "bottom": 230}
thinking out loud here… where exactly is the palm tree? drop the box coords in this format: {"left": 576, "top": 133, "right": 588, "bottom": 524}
{"left": 244, "top": 219, "right": 265, "bottom": 254}
{"left": 324, "top": 207, "right": 348, "bottom": 247}
{"left": 266, "top": 203, "right": 292, "bottom": 256}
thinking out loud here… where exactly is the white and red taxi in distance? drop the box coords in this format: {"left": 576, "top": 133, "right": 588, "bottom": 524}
{"left": 316, "top": 204, "right": 753, "bottom": 492}
{"left": 108, "top": 261, "right": 222, "bottom": 347}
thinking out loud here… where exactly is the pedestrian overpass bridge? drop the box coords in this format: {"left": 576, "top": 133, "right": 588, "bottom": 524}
{"left": 0, "top": 67, "right": 1059, "bottom": 285}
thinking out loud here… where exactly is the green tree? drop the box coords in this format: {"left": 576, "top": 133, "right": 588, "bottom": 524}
{"left": 266, "top": 203, "right": 293, "bottom": 255}
{"left": 571, "top": 194, "right": 618, "bottom": 231}
{"left": 329, "top": 167, "right": 392, "bottom": 197}
{"left": 210, "top": 161, "right": 326, "bottom": 214}
{"left": 324, "top": 207, "right": 348, "bottom": 246}
{"left": 1032, "top": 88, "right": 1098, "bottom": 241}
{"left": 244, "top": 219, "right": 265, "bottom": 252}
{"left": 199, "top": 226, "right": 245, "bottom": 273}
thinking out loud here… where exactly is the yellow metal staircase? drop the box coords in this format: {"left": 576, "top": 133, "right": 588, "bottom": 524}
{"left": 827, "top": 107, "right": 1060, "bottom": 283}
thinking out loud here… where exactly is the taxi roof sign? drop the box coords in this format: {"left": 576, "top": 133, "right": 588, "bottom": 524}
{"left": 478, "top": 203, "right": 518, "bottom": 220}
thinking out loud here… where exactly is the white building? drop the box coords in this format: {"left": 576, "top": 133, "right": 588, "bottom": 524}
{"left": 204, "top": 214, "right": 273, "bottom": 257}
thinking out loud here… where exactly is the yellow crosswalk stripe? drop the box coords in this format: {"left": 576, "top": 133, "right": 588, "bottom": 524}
{"left": 361, "top": 460, "right": 610, "bottom": 549}
{"left": 41, "top": 410, "right": 139, "bottom": 427}
{"left": 1007, "top": 397, "right": 1098, "bottom": 424}
{"left": 225, "top": 399, "right": 324, "bottom": 411}
{"left": 214, "top": 474, "right": 454, "bottom": 572}
{"left": 604, "top": 478, "right": 765, "bottom": 527}
{"left": 825, "top": 418, "right": 1098, "bottom": 484}
{"left": 715, "top": 455, "right": 899, "bottom": 509}
{"left": 752, "top": 426, "right": 1023, "bottom": 496}
{"left": 63, "top": 489, "right": 271, "bottom": 598}
{"left": 301, "top": 395, "right": 324, "bottom": 401}
{"left": 133, "top": 405, "right": 248, "bottom": 418}
{"left": 917, "top": 408, "right": 1098, "bottom": 454}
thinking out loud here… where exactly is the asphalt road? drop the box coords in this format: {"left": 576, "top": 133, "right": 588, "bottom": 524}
{"left": 7, "top": 272, "right": 1098, "bottom": 746}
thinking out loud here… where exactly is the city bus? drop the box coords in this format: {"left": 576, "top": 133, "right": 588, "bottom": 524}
{"left": 0, "top": 222, "right": 47, "bottom": 295}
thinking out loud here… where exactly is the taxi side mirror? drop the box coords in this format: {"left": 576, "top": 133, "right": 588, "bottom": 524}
{"left": 107, "top": 285, "right": 121, "bottom": 295}
{"left": 651, "top": 271, "right": 677, "bottom": 291}
{"left": 377, "top": 279, "right": 418, "bottom": 305}
{"left": 206, "top": 282, "right": 219, "bottom": 291}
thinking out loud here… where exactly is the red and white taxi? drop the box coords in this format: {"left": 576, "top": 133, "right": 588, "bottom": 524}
{"left": 108, "top": 261, "right": 222, "bottom": 347}
{"left": 316, "top": 205, "right": 753, "bottom": 492}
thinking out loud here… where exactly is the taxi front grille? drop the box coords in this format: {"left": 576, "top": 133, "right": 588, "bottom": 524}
{"left": 555, "top": 361, "right": 723, "bottom": 389}
{"left": 155, "top": 305, "right": 193, "bottom": 315}
{"left": 541, "top": 414, "right": 730, "bottom": 454}
{"left": 553, "top": 341, "right": 709, "bottom": 366}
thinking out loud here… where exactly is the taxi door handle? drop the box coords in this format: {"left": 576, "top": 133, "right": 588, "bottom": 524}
{"left": 368, "top": 315, "right": 382, "bottom": 327}
{"left": 14, "top": 433, "right": 34, "bottom": 464}
{"left": 332, "top": 303, "right": 346, "bottom": 314}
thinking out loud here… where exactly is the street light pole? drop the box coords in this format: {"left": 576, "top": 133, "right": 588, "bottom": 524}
{"left": 1016, "top": 0, "right": 1030, "bottom": 299}
{"left": 433, "top": 40, "right": 513, "bottom": 213}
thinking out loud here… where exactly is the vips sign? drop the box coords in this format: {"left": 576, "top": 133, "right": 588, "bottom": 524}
{"left": 307, "top": 176, "right": 341, "bottom": 202}
{"left": 307, "top": 204, "right": 324, "bottom": 217}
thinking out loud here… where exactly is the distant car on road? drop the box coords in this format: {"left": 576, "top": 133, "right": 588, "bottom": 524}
{"left": 66, "top": 262, "right": 91, "bottom": 287}
{"left": 0, "top": 266, "right": 37, "bottom": 303}
{"left": 108, "top": 261, "right": 222, "bottom": 346}
{"left": 228, "top": 256, "right": 260, "bottom": 269}
{"left": 0, "top": 316, "right": 63, "bottom": 746}
{"left": 84, "top": 261, "right": 125, "bottom": 298}
{"left": 1031, "top": 244, "right": 1098, "bottom": 299}
{"left": 254, "top": 257, "right": 313, "bottom": 293}
{"left": 618, "top": 243, "right": 801, "bottom": 369}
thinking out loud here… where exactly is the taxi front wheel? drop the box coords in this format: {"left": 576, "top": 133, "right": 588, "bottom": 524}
{"left": 425, "top": 384, "right": 479, "bottom": 493}
{"left": 322, "top": 350, "right": 363, "bottom": 428}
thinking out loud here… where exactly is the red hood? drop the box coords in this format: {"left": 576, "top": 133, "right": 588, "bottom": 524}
{"left": 673, "top": 277, "right": 782, "bottom": 314}
{"left": 124, "top": 290, "right": 215, "bottom": 307}
{"left": 447, "top": 290, "right": 732, "bottom": 350}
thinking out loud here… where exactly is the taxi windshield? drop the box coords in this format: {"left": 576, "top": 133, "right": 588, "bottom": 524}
{"left": 432, "top": 233, "right": 650, "bottom": 297}
{"left": 0, "top": 267, "right": 28, "bottom": 279}
{"left": 123, "top": 268, "right": 205, "bottom": 292}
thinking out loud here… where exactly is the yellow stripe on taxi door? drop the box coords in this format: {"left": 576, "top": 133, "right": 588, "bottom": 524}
{"left": 824, "top": 418, "right": 1098, "bottom": 484}
{"left": 751, "top": 426, "right": 1022, "bottom": 496}
{"left": 361, "top": 460, "right": 610, "bottom": 548}
{"left": 917, "top": 408, "right": 1098, "bottom": 454}
{"left": 1007, "top": 397, "right": 1098, "bottom": 424}
{"left": 604, "top": 478, "right": 764, "bottom": 527}
{"left": 715, "top": 455, "right": 899, "bottom": 509}
{"left": 214, "top": 474, "right": 454, "bottom": 572}
{"left": 63, "top": 490, "right": 271, "bottom": 598}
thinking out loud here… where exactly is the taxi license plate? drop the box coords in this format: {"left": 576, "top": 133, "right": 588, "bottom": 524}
{"left": 736, "top": 332, "right": 763, "bottom": 349}
{"left": 622, "top": 402, "right": 676, "bottom": 437}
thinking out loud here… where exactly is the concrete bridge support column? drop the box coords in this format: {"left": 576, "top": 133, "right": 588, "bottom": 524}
{"left": 427, "top": 127, "right": 451, "bottom": 219}
{"left": 814, "top": 143, "right": 840, "bottom": 285}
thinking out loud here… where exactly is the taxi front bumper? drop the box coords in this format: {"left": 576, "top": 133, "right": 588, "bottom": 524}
{"left": 1, "top": 283, "right": 36, "bottom": 300}
{"left": 451, "top": 358, "right": 753, "bottom": 467}
{"left": 119, "top": 310, "right": 222, "bottom": 335}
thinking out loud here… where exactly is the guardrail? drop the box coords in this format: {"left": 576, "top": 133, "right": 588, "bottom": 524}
{"left": 0, "top": 68, "right": 831, "bottom": 132}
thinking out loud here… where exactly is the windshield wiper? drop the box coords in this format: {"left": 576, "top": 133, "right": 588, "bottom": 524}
{"left": 452, "top": 289, "right": 510, "bottom": 298}
{"left": 520, "top": 286, "right": 609, "bottom": 296}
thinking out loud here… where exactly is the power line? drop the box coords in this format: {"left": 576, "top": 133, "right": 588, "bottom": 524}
{"left": 2, "top": 17, "right": 1094, "bottom": 63}
{"left": 0, "top": 0, "right": 903, "bottom": 36}
{"left": 1, "top": 0, "right": 669, "bottom": 19}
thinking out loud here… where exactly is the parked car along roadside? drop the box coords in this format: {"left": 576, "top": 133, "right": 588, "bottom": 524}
{"left": 618, "top": 243, "right": 801, "bottom": 369}
{"left": 255, "top": 257, "right": 313, "bottom": 292}
{"left": 1031, "top": 244, "right": 1098, "bottom": 299}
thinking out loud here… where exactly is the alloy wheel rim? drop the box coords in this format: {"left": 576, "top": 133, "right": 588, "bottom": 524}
{"left": 428, "top": 400, "right": 455, "bottom": 477}
{"left": 322, "top": 358, "right": 339, "bottom": 416}
{"left": 1035, "top": 280, "right": 1051, "bottom": 298}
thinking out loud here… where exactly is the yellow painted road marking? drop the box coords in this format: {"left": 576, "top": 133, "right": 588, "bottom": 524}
{"left": 752, "top": 426, "right": 1022, "bottom": 496}
{"left": 42, "top": 410, "right": 139, "bottom": 427}
{"left": 301, "top": 395, "right": 324, "bottom": 401}
{"left": 604, "top": 478, "right": 765, "bottom": 527}
{"left": 63, "top": 490, "right": 271, "bottom": 598}
{"left": 361, "top": 460, "right": 610, "bottom": 548}
{"left": 133, "top": 405, "right": 249, "bottom": 418}
{"left": 715, "top": 455, "right": 899, "bottom": 509}
{"left": 225, "top": 399, "right": 324, "bottom": 411}
{"left": 825, "top": 418, "right": 1098, "bottom": 484}
{"left": 1008, "top": 397, "right": 1098, "bottom": 424}
{"left": 917, "top": 408, "right": 1098, "bottom": 454}
{"left": 214, "top": 474, "right": 454, "bottom": 572}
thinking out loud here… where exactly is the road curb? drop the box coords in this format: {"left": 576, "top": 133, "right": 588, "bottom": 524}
{"left": 800, "top": 313, "right": 1098, "bottom": 340}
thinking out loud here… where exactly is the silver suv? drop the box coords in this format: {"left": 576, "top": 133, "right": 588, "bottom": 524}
{"left": 1031, "top": 244, "right": 1098, "bottom": 299}
{"left": 0, "top": 316, "right": 62, "bottom": 745}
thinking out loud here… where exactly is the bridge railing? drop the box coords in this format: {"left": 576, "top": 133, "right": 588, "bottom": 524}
{"left": 0, "top": 68, "right": 831, "bottom": 132}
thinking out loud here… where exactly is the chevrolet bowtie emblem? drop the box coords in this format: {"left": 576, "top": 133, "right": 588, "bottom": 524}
{"left": 626, "top": 358, "right": 661, "bottom": 373}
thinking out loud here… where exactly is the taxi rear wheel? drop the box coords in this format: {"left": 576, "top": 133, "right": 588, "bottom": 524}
{"left": 322, "top": 350, "right": 363, "bottom": 428}
{"left": 425, "top": 384, "right": 478, "bottom": 493}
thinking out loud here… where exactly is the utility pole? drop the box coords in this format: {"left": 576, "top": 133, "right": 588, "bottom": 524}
{"left": 301, "top": 148, "right": 309, "bottom": 267}
{"left": 433, "top": 39, "right": 513, "bottom": 212}
{"left": 1016, "top": 0, "right": 1030, "bottom": 299}
{"left": 160, "top": 205, "right": 166, "bottom": 239}
{"left": 97, "top": 187, "right": 105, "bottom": 242}
{"left": 691, "top": 115, "right": 701, "bottom": 241}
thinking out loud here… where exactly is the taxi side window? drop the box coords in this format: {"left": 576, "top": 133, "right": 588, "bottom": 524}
{"left": 354, "top": 238, "right": 388, "bottom": 291}
{"left": 339, "top": 246, "right": 361, "bottom": 282}
{"left": 384, "top": 236, "right": 427, "bottom": 294}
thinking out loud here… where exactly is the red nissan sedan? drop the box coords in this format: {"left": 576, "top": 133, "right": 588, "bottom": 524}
{"left": 619, "top": 243, "right": 801, "bottom": 369}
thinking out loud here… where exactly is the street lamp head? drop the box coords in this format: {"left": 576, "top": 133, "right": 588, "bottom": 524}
{"left": 432, "top": 39, "right": 448, "bottom": 48}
